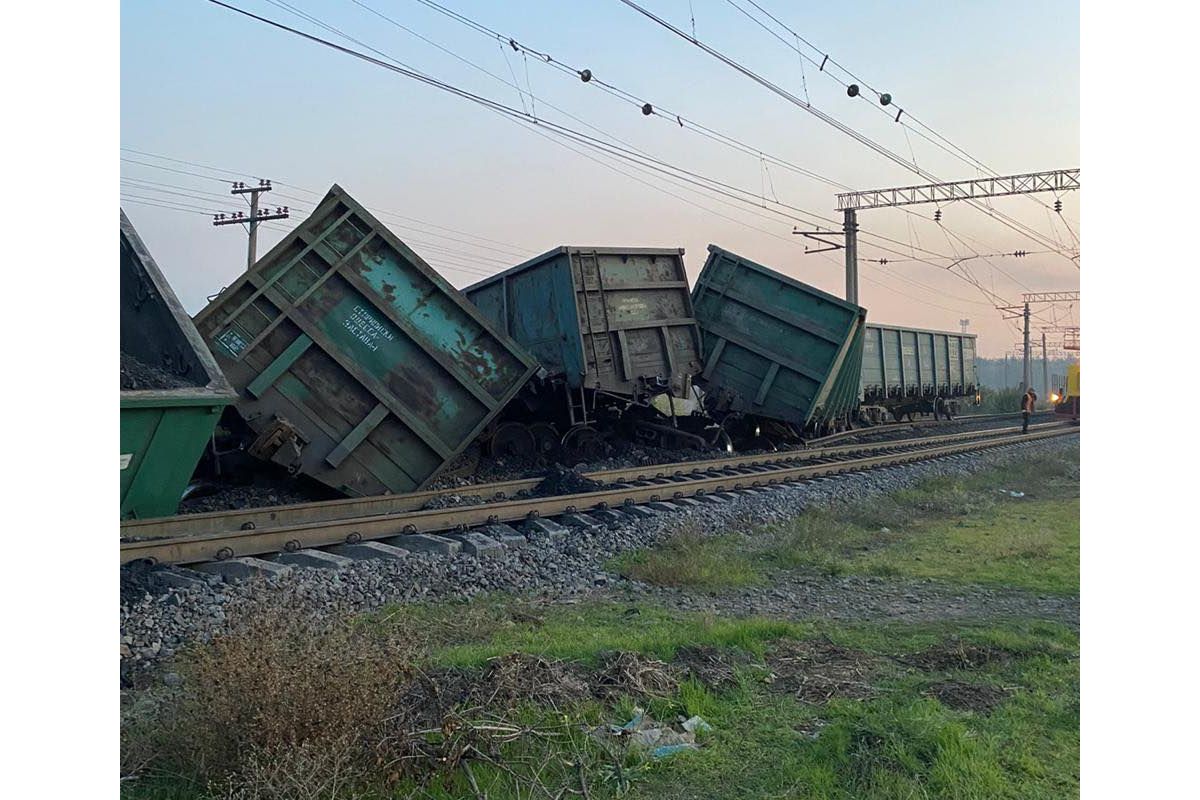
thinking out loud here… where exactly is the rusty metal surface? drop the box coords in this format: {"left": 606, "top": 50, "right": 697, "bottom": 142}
{"left": 463, "top": 247, "right": 702, "bottom": 396}
{"left": 192, "top": 185, "right": 540, "bottom": 497}
{"left": 119, "top": 422, "right": 1070, "bottom": 561}
{"left": 692, "top": 245, "right": 867, "bottom": 429}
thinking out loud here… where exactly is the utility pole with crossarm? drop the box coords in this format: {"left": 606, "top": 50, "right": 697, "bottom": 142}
{"left": 213, "top": 179, "right": 290, "bottom": 270}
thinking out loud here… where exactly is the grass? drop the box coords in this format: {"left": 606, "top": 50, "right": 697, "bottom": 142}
{"left": 122, "top": 447, "right": 1080, "bottom": 799}
{"left": 612, "top": 520, "right": 762, "bottom": 590}
{"left": 125, "top": 604, "right": 1080, "bottom": 799}
{"left": 613, "top": 445, "right": 1080, "bottom": 596}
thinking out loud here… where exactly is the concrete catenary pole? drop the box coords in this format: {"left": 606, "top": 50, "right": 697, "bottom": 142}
{"left": 1041, "top": 331, "right": 1050, "bottom": 402}
{"left": 843, "top": 208, "right": 859, "bottom": 305}
{"left": 1022, "top": 302, "right": 1032, "bottom": 393}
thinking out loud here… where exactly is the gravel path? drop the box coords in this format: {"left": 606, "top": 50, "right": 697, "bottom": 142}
{"left": 635, "top": 572, "right": 1078, "bottom": 626}
{"left": 120, "top": 435, "right": 1079, "bottom": 685}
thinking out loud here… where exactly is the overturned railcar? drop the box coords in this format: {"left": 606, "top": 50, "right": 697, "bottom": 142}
{"left": 193, "top": 185, "right": 540, "bottom": 496}
{"left": 463, "top": 247, "right": 722, "bottom": 457}
{"left": 691, "top": 245, "right": 868, "bottom": 446}
{"left": 859, "top": 323, "right": 979, "bottom": 422}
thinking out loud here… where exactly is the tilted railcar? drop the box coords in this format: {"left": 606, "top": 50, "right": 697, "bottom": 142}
{"left": 193, "top": 185, "right": 540, "bottom": 496}
{"left": 690, "top": 245, "right": 868, "bottom": 447}
{"left": 121, "top": 210, "right": 238, "bottom": 518}
{"left": 463, "top": 247, "right": 723, "bottom": 457}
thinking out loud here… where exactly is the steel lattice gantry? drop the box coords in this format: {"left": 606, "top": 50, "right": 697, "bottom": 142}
{"left": 836, "top": 169, "right": 1080, "bottom": 211}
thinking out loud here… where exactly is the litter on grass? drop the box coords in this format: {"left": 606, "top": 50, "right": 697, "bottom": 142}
{"left": 599, "top": 707, "right": 713, "bottom": 758}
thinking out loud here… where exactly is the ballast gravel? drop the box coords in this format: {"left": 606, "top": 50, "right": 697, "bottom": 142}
{"left": 120, "top": 436, "right": 1079, "bottom": 685}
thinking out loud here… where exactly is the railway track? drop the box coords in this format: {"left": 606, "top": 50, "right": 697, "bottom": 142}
{"left": 806, "top": 410, "right": 1055, "bottom": 446}
{"left": 122, "top": 423, "right": 1077, "bottom": 567}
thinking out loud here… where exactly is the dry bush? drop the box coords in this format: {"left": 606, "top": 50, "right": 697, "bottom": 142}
{"left": 594, "top": 651, "right": 679, "bottom": 700}
{"left": 165, "top": 603, "right": 420, "bottom": 792}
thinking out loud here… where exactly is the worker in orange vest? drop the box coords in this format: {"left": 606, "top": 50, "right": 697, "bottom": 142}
{"left": 1021, "top": 388, "right": 1037, "bottom": 433}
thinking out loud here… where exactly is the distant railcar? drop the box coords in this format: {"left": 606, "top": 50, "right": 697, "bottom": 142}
{"left": 859, "top": 324, "right": 979, "bottom": 423}
{"left": 1054, "top": 362, "right": 1080, "bottom": 422}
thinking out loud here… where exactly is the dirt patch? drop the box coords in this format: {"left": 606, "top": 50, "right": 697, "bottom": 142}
{"left": 594, "top": 651, "right": 679, "bottom": 700}
{"left": 673, "top": 644, "right": 756, "bottom": 689}
{"left": 121, "top": 351, "right": 196, "bottom": 391}
{"left": 924, "top": 680, "right": 1012, "bottom": 713}
{"left": 765, "top": 639, "right": 880, "bottom": 703}
{"left": 903, "top": 639, "right": 1018, "bottom": 672}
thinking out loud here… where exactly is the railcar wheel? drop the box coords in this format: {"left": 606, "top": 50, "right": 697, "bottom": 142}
{"left": 562, "top": 425, "right": 604, "bottom": 463}
{"left": 490, "top": 422, "right": 537, "bottom": 458}
{"left": 528, "top": 422, "right": 561, "bottom": 459}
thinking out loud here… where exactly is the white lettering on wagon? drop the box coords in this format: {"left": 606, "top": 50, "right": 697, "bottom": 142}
{"left": 342, "top": 305, "right": 396, "bottom": 352}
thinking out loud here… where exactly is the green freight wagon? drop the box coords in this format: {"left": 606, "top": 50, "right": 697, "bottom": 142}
{"left": 121, "top": 211, "right": 238, "bottom": 519}
{"left": 463, "top": 247, "right": 719, "bottom": 455}
{"left": 691, "top": 245, "right": 867, "bottom": 444}
{"left": 193, "top": 185, "right": 540, "bottom": 496}
{"left": 860, "top": 323, "right": 979, "bottom": 421}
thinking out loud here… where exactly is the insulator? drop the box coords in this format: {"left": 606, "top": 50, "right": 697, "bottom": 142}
{"left": 880, "top": 92, "right": 892, "bottom": 106}
{"left": 579, "top": 68, "right": 592, "bottom": 82}
{"left": 641, "top": 103, "right": 653, "bottom": 115}
{"left": 847, "top": 84, "right": 860, "bottom": 97}
{"left": 934, "top": 209, "right": 942, "bottom": 222}
{"left": 1054, "top": 199, "right": 1062, "bottom": 212}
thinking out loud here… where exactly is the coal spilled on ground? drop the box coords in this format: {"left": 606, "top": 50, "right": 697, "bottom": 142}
{"left": 528, "top": 464, "right": 605, "bottom": 496}
{"left": 120, "top": 351, "right": 196, "bottom": 391}
{"left": 176, "top": 479, "right": 333, "bottom": 515}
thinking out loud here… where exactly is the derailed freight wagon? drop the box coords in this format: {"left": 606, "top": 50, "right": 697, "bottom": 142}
{"left": 690, "top": 245, "right": 867, "bottom": 446}
{"left": 464, "top": 247, "right": 724, "bottom": 458}
{"left": 121, "top": 211, "right": 238, "bottom": 519}
{"left": 859, "top": 323, "right": 979, "bottom": 422}
{"left": 193, "top": 185, "right": 540, "bottom": 496}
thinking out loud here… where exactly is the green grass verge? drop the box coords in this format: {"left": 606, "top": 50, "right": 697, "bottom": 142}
{"left": 614, "top": 445, "right": 1080, "bottom": 595}
{"left": 123, "top": 448, "right": 1079, "bottom": 800}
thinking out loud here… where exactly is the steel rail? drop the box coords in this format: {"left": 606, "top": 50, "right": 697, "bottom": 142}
{"left": 806, "top": 411, "right": 1054, "bottom": 446}
{"left": 121, "top": 426, "right": 1076, "bottom": 566}
{"left": 120, "top": 422, "right": 1066, "bottom": 540}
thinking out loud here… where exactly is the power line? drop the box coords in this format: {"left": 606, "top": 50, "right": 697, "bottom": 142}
{"left": 721, "top": 0, "right": 1078, "bottom": 226}
{"left": 612, "top": 0, "right": 1077, "bottom": 261}
{"left": 357, "top": 0, "right": 1021, "bottom": 297}
{"left": 395, "top": 0, "right": 1057, "bottom": 311}
{"left": 121, "top": 147, "right": 531, "bottom": 255}
{"left": 205, "top": 0, "right": 1017, "bottom": 315}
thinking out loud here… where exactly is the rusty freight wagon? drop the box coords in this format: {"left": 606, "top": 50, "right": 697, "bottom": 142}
{"left": 691, "top": 245, "right": 867, "bottom": 445}
{"left": 193, "top": 185, "right": 540, "bottom": 496}
{"left": 859, "top": 323, "right": 979, "bottom": 422}
{"left": 121, "top": 211, "right": 238, "bottom": 519}
{"left": 463, "top": 247, "right": 723, "bottom": 457}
